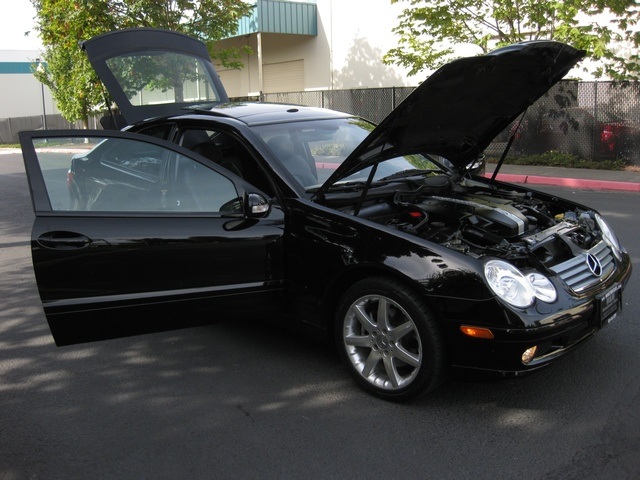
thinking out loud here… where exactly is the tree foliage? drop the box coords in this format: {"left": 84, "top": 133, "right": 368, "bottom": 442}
{"left": 31, "top": 0, "right": 254, "bottom": 125}
{"left": 384, "top": 0, "right": 640, "bottom": 80}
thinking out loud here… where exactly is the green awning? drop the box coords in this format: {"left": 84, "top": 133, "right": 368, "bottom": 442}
{"left": 0, "top": 62, "right": 36, "bottom": 74}
{"left": 231, "top": 0, "right": 317, "bottom": 37}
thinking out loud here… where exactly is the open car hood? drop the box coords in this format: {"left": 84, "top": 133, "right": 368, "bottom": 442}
{"left": 320, "top": 41, "right": 584, "bottom": 191}
{"left": 83, "top": 28, "right": 229, "bottom": 127}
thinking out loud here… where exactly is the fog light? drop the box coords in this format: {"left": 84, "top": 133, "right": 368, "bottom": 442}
{"left": 522, "top": 346, "right": 538, "bottom": 364}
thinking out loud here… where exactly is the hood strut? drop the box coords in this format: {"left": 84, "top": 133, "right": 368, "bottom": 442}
{"left": 354, "top": 163, "right": 379, "bottom": 216}
{"left": 99, "top": 82, "right": 123, "bottom": 131}
{"left": 490, "top": 110, "right": 527, "bottom": 185}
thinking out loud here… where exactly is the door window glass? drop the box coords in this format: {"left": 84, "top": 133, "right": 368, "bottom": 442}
{"left": 31, "top": 136, "right": 239, "bottom": 213}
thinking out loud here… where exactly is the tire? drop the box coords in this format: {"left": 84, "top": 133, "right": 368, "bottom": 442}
{"left": 335, "top": 277, "right": 446, "bottom": 401}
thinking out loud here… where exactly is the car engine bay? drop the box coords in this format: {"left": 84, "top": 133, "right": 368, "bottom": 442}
{"left": 337, "top": 175, "right": 609, "bottom": 274}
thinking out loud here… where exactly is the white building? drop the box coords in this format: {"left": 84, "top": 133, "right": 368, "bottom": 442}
{"left": 0, "top": 50, "right": 57, "bottom": 121}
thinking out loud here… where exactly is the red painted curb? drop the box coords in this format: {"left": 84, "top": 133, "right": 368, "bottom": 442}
{"left": 484, "top": 173, "right": 640, "bottom": 192}
{"left": 486, "top": 173, "right": 527, "bottom": 184}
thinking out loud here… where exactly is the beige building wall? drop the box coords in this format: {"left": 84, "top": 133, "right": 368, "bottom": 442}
{"left": 215, "top": 0, "right": 415, "bottom": 97}
{"left": 319, "top": 0, "right": 413, "bottom": 89}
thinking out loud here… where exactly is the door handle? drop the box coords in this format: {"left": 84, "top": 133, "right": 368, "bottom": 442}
{"left": 37, "top": 231, "right": 92, "bottom": 250}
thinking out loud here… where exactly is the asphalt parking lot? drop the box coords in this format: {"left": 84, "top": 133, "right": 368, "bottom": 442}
{"left": 1, "top": 151, "right": 639, "bottom": 479}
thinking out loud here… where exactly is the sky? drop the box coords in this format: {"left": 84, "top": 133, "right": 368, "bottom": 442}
{"left": 1, "top": 0, "right": 42, "bottom": 51}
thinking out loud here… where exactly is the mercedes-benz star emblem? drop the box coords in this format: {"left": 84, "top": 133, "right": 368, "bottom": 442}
{"left": 586, "top": 253, "right": 603, "bottom": 277}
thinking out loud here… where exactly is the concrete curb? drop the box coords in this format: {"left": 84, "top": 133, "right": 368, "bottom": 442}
{"left": 485, "top": 173, "right": 640, "bottom": 192}
{"left": 0, "top": 148, "right": 22, "bottom": 155}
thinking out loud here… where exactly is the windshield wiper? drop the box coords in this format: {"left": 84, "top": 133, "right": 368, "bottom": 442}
{"left": 377, "top": 169, "right": 437, "bottom": 182}
{"left": 307, "top": 180, "right": 367, "bottom": 195}
{"left": 326, "top": 179, "right": 383, "bottom": 191}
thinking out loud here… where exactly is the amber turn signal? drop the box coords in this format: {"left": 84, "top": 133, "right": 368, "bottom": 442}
{"left": 460, "top": 325, "right": 495, "bottom": 339}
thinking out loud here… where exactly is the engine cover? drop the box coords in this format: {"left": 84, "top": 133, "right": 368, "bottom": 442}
{"left": 418, "top": 194, "right": 528, "bottom": 238}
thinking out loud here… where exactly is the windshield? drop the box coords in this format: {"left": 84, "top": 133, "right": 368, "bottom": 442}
{"left": 251, "top": 117, "right": 443, "bottom": 190}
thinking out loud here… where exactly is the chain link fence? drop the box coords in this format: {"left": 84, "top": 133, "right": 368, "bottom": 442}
{"left": 4, "top": 81, "right": 638, "bottom": 164}
{"left": 263, "top": 81, "right": 640, "bottom": 164}
{"left": 263, "top": 86, "right": 415, "bottom": 124}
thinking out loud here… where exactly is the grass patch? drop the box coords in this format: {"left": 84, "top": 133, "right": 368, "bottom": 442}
{"left": 0, "top": 144, "right": 20, "bottom": 149}
{"left": 487, "top": 151, "right": 626, "bottom": 170}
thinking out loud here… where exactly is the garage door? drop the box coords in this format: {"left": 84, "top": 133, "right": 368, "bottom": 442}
{"left": 217, "top": 68, "right": 243, "bottom": 98}
{"left": 264, "top": 60, "right": 304, "bottom": 94}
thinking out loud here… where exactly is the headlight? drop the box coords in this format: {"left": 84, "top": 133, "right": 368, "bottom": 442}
{"left": 527, "top": 272, "right": 557, "bottom": 303}
{"left": 484, "top": 260, "right": 534, "bottom": 308}
{"left": 484, "top": 260, "right": 557, "bottom": 308}
{"left": 595, "top": 214, "right": 622, "bottom": 261}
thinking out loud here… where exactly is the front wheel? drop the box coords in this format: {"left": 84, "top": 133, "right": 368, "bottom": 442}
{"left": 335, "top": 277, "right": 446, "bottom": 401}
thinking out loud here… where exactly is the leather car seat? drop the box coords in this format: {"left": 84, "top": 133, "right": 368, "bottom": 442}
{"left": 191, "top": 142, "right": 243, "bottom": 177}
{"left": 266, "top": 136, "right": 317, "bottom": 186}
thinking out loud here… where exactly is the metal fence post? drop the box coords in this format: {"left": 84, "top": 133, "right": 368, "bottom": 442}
{"left": 592, "top": 82, "right": 598, "bottom": 162}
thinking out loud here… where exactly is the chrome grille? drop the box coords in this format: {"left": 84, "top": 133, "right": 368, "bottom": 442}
{"left": 550, "top": 242, "right": 615, "bottom": 293}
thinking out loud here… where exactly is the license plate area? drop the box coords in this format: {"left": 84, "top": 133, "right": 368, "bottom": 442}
{"left": 598, "top": 284, "right": 622, "bottom": 328}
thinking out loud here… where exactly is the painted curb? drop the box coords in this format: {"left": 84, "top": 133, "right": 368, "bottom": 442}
{"left": 485, "top": 173, "right": 640, "bottom": 192}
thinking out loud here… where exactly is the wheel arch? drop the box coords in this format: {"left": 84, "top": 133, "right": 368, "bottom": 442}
{"left": 328, "top": 267, "right": 450, "bottom": 400}
{"left": 321, "top": 264, "right": 446, "bottom": 342}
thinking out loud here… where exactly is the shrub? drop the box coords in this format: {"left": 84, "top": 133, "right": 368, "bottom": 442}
{"left": 487, "top": 151, "right": 626, "bottom": 170}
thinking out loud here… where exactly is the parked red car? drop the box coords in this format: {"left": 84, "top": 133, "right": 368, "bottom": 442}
{"left": 540, "top": 108, "right": 640, "bottom": 163}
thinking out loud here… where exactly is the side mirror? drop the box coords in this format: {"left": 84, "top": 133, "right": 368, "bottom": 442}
{"left": 467, "top": 153, "right": 486, "bottom": 176}
{"left": 246, "top": 193, "right": 270, "bottom": 217}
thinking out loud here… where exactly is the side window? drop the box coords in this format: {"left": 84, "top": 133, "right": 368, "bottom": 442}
{"left": 137, "top": 123, "right": 174, "bottom": 141}
{"left": 180, "top": 127, "right": 275, "bottom": 196}
{"left": 180, "top": 128, "right": 245, "bottom": 179}
{"left": 171, "top": 155, "right": 240, "bottom": 212}
{"left": 31, "top": 135, "right": 239, "bottom": 214}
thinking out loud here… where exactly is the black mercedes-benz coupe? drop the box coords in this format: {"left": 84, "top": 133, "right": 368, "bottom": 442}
{"left": 20, "top": 29, "right": 631, "bottom": 400}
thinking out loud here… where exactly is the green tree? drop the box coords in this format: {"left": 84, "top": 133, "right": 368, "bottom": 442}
{"left": 384, "top": 0, "right": 640, "bottom": 80}
{"left": 31, "top": 0, "right": 254, "bottom": 127}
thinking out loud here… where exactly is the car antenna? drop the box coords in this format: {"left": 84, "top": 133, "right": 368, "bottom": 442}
{"left": 490, "top": 110, "right": 527, "bottom": 185}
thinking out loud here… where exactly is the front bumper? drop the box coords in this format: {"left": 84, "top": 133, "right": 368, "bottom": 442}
{"left": 444, "top": 253, "right": 632, "bottom": 375}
